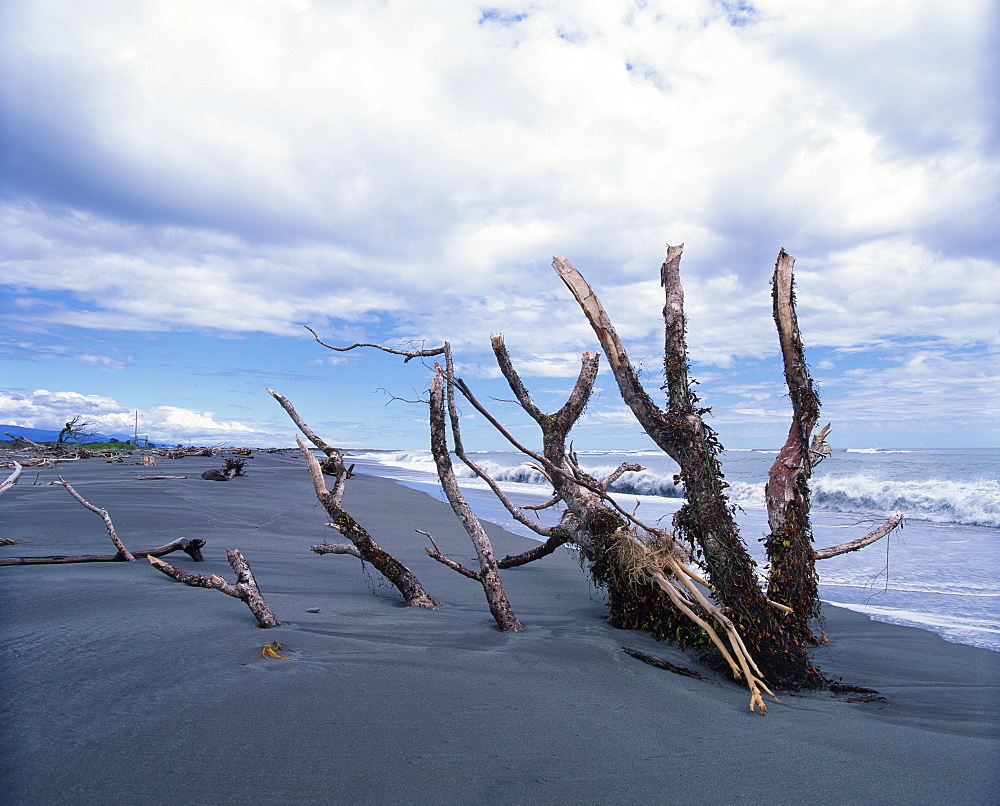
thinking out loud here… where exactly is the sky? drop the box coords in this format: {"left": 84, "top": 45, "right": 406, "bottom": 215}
{"left": 1, "top": 0, "right": 998, "bottom": 451}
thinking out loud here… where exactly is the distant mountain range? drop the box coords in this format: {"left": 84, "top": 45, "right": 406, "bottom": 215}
{"left": 0, "top": 425, "right": 149, "bottom": 445}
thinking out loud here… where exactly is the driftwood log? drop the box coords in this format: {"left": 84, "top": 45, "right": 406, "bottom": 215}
{"left": 426, "top": 362, "right": 523, "bottom": 631}
{"left": 0, "top": 537, "right": 207, "bottom": 566}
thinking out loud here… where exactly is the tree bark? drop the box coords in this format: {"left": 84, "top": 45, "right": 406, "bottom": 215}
{"left": 763, "top": 250, "right": 823, "bottom": 643}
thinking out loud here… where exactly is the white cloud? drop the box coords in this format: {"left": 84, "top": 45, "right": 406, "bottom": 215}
{"left": 0, "top": 389, "right": 266, "bottom": 444}
{"left": 0, "top": 0, "right": 996, "bottom": 449}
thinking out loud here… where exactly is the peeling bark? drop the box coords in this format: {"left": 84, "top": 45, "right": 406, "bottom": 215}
{"left": 763, "top": 249, "right": 823, "bottom": 643}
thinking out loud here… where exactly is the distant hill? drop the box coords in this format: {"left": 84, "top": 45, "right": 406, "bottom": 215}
{"left": 0, "top": 425, "right": 150, "bottom": 445}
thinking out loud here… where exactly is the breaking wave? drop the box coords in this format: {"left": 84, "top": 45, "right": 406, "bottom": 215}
{"left": 352, "top": 451, "right": 999, "bottom": 528}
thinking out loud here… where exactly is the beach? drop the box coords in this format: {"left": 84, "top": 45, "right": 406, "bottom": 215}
{"left": 2, "top": 452, "right": 998, "bottom": 805}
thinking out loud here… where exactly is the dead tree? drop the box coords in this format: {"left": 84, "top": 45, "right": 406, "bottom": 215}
{"left": 267, "top": 388, "right": 438, "bottom": 609}
{"left": 763, "top": 251, "right": 826, "bottom": 643}
{"left": 765, "top": 250, "right": 903, "bottom": 640}
{"left": 57, "top": 416, "right": 96, "bottom": 445}
{"left": 553, "top": 247, "right": 821, "bottom": 689}
{"left": 289, "top": 339, "right": 523, "bottom": 631}
{"left": 456, "top": 335, "right": 778, "bottom": 710}
{"left": 149, "top": 549, "right": 280, "bottom": 628}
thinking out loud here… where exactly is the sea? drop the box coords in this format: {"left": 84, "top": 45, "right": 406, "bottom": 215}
{"left": 346, "top": 447, "right": 1000, "bottom": 652}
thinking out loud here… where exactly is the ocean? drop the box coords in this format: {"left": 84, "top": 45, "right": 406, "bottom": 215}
{"left": 347, "top": 447, "right": 1000, "bottom": 652}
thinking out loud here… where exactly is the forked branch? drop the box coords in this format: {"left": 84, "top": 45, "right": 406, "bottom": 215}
{"left": 149, "top": 549, "right": 280, "bottom": 628}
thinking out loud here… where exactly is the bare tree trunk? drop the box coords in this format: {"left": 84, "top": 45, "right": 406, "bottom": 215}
{"left": 428, "top": 365, "right": 524, "bottom": 631}
{"left": 763, "top": 250, "right": 822, "bottom": 643}
{"left": 149, "top": 549, "right": 280, "bottom": 628}
{"left": 553, "top": 250, "right": 821, "bottom": 689}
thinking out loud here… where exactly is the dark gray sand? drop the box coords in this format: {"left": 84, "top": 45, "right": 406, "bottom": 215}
{"left": 2, "top": 453, "right": 998, "bottom": 804}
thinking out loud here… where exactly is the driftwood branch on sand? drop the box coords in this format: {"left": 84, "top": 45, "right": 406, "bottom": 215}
{"left": 0, "top": 537, "right": 207, "bottom": 566}
{"left": 149, "top": 548, "right": 280, "bottom": 628}
{"left": 268, "top": 388, "right": 438, "bottom": 609}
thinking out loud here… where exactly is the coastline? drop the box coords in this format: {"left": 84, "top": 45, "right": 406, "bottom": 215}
{"left": 2, "top": 453, "right": 998, "bottom": 804}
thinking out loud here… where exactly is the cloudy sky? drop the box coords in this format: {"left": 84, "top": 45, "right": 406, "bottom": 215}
{"left": 1, "top": 0, "right": 997, "bottom": 450}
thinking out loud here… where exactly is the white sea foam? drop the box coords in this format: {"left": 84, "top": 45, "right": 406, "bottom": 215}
{"left": 811, "top": 475, "right": 1000, "bottom": 528}
{"left": 822, "top": 599, "right": 1000, "bottom": 650}
{"left": 353, "top": 450, "right": 1000, "bottom": 528}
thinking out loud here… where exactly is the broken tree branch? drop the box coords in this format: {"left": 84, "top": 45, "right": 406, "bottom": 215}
{"left": 148, "top": 548, "right": 280, "bottom": 628}
{"left": 417, "top": 529, "right": 482, "bottom": 580}
{"left": 305, "top": 325, "right": 446, "bottom": 362}
{"left": 294, "top": 432, "right": 438, "bottom": 608}
{"left": 814, "top": 513, "right": 904, "bottom": 560}
{"left": 0, "top": 537, "right": 207, "bottom": 567}
{"left": 311, "top": 541, "right": 363, "bottom": 559}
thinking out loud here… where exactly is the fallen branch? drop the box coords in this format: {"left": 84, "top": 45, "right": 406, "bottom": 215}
{"left": 148, "top": 548, "right": 280, "bottom": 628}
{"left": 815, "top": 513, "right": 904, "bottom": 560}
{"left": 0, "top": 537, "right": 206, "bottom": 567}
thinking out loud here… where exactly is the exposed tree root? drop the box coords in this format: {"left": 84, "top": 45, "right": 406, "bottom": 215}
{"left": 610, "top": 528, "right": 778, "bottom": 714}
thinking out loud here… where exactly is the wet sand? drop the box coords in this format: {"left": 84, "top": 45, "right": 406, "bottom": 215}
{"left": 2, "top": 452, "right": 997, "bottom": 804}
